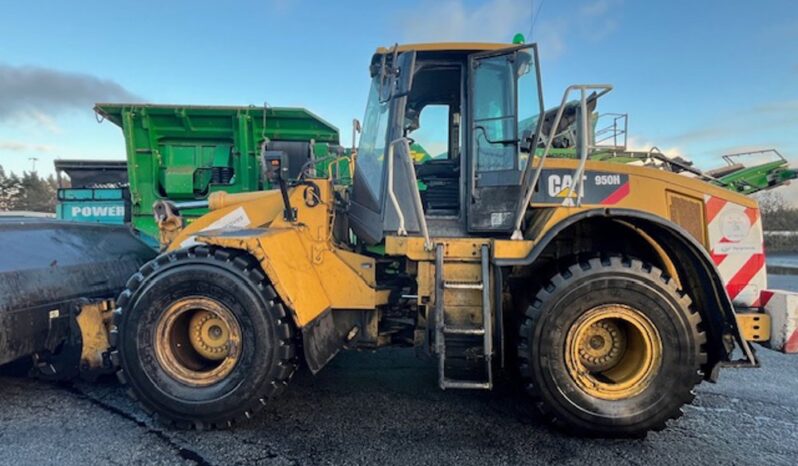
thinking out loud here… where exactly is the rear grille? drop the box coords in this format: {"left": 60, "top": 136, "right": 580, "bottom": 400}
{"left": 667, "top": 192, "right": 706, "bottom": 244}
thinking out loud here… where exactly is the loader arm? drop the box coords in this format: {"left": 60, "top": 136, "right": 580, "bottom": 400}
{"left": 164, "top": 182, "right": 387, "bottom": 326}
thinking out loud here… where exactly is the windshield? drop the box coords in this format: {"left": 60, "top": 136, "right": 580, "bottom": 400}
{"left": 357, "top": 77, "right": 391, "bottom": 202}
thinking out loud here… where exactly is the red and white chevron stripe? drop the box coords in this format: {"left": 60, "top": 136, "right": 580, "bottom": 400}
{"left": 704, "top": 195, "right": 767, "bottom": 307}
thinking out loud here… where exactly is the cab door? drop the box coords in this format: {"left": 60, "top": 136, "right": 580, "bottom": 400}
{"left": 466, "top": 44, "right": 543, "bottom": 233}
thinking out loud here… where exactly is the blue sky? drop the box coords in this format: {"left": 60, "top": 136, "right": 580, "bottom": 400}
{"left": 0, "top": 0, "right": 796, "bottom": 199}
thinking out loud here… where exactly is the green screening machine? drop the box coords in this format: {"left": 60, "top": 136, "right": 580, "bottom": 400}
{"left": 1, "top": 104, "right": 343, "bottom": 374}
{"left": 93, "top": 104, "right": 343, "bottom": 243}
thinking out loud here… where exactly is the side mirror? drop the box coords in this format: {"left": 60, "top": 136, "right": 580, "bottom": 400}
{"left": 393, "top": 51, "right": 416, "bottom": 97}
{"left": 351, "top": 118, "right": 362, "bottom": 152}
{"left": 519, "top": 129, "right": 536, "bottom": 154}
{"left": 378, "top": 48, "right": 416, "bottom": 102}
{"left": 378, "top": 51, "right": 395, "bottom": 103}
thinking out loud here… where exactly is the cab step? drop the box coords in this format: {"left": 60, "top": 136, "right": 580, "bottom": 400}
{"left": 443, "top": 327, "right": 486, "bottom": 336}
{"left": 434, "top": 243, "right": 493, "bottom": 390}
{"left": 443, "top": 281, "right": 484, "bottom": 290}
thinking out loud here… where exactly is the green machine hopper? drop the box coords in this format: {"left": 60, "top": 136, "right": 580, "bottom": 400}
{"left": 94, "top": 104, "right": 341, "bottom": 243}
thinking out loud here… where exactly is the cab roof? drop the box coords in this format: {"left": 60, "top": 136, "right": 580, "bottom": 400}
{"left": 374, "top": 42, "right": 514, "bottom": 55}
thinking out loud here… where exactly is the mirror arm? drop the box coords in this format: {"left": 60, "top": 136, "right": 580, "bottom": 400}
{"left": 277, "top": 176, "right": 295, "bottom": 222}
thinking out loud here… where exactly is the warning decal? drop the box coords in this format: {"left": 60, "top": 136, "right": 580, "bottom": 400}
{"left": 533, "top": 169, "right": 630, "bottom": 206}
{"left": 180, "top": 206, "right": 252, "bottom": 248}
{"left": 704, "top": 195, "right": 766, "bottom": 307}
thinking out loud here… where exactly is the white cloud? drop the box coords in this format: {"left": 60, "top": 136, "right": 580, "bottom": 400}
{"left": 626, "top": 135, "right": 685, "bottom": 159}
{"left": 539, "top": 0, "right": 622, "bottom": 51}
{"left": 28, "top": 110, "right": 62, "bottom": 134}
{"left": 580, "top": 0, "right": 613, "bottom": 17}
{"left": 533, "top": 19, "right": 568, "bottom": 59}
{"left": 398, "top": 0, "right": 620, "bottom": 61}
{"left": 583, "top": 17, "right": 619, "bottom": 42}
{"left": 665, "top": 99, "right": 798, "bottom": 146}
{"left": 9, "top": 109, "right": 64, "bottom": 135}
{"left": 0, "top": 140, "right": 56, "bottom": 153}
{"left": 753, "top": 99, "right": 798, "bottom": 114}
{"left": 400, "top": 0, "right": 533, "bottom": 43}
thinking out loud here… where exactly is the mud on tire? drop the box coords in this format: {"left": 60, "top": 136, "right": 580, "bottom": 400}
{"left": 111, "top": 245, "right": 298, "bottom": 429}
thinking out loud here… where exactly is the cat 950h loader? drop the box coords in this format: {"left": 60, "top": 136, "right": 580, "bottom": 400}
{"left": 112, "top": 42, "right": 786, "bottom": 436}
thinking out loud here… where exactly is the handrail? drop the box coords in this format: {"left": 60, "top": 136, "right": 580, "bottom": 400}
{"left": 298, "top": 154, "right": 350, "bottom": 181}
{"left": 385, "top": 137, "right": 432, "bottom": 249}
{"left": 594, "top": 113, "right": 628, "bottom": 150}
{"left": 386, "top": 138, "right": 407, "bottom": 235}
{"left": 722, "top": 149, "right": 786, "bottom": 166}
{"left": 511, "top": 84, "right": 613, "bottom": 240}
{"left": 400, "top": 138, "right": 432, "bottom": 250}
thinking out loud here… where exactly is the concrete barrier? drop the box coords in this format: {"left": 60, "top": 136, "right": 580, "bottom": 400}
{"left": 762, "top": 289, "right": 798, "bottom": 353}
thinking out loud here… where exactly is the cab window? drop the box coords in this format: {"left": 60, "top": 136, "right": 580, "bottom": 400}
{"left": 473, "top": 55, "right": 516, "bottom": 171}
{"left": 357, "top": 78, "right": 391, "bottom": 202}
{"left": 408, "top": 104, "right": 450, "bottom": 163}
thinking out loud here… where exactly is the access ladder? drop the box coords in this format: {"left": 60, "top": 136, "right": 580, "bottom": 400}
{"left": 434, "top": 243, "right": 493, "bottom": 390}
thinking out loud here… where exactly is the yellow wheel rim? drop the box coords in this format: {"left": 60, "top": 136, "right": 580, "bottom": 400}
{"left": 154, "top": 297, "right": 242, "bottom": 387}
{"left": 565, "top": 304, "right": 662, "bottom": 400}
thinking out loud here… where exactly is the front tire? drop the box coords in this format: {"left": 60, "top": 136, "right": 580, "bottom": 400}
{"left": 113, "top": 246, "right": 298, "bottom": 429}
{"left": 517, "top": 256, "right": 707, "bottom": 437}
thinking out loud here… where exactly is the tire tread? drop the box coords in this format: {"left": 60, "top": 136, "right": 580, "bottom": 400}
{"left": 112, "top": 245, "right": 299, "bottom": 430}
{"left": 517, "top": 255, "right": 708, "bottom": 437}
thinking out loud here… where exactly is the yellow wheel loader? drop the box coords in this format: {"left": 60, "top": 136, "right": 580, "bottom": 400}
{"left": 111, "top": 42, "right": 781, "bottom": 436}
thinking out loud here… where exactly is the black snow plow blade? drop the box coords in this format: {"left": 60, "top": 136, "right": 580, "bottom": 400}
{"left": 0, "top": 217, "right": 156, "bottom": 366}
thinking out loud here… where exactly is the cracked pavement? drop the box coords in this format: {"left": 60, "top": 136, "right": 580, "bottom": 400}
{"left": 1, "top": 274, "right": 797, "bottom": 465}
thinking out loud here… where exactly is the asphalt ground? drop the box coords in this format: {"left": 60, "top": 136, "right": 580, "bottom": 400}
{"left": 1, "top": 274, "right": 797, "bottom": 466}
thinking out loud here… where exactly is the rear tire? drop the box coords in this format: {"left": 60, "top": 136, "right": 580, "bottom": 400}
{"left": 517, "top": 256, "right": 707, "bottom": 437}
{"left": 113, "top": 245, "right": 298, "bottom": 429}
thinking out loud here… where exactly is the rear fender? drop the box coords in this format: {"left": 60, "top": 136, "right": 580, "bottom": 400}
{"left": 495, "top": 208, "right": 756, "bottom": 377}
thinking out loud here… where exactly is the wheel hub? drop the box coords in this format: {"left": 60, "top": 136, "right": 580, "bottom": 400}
{"left": 565, "top": 304, "right": 662, "bottom": 400}
{"left": 577, "top": 319, "right": 626, "bottom": 372}
{"left": 189, "top": 311, "right": 232, "bottom": 361}
{"left": 154, "top": 297, "right": 242, "bottom": 387}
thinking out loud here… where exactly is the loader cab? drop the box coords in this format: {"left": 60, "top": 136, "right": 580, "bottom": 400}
{"left": 348, "top": 43, "right": 544, "bottom": 244}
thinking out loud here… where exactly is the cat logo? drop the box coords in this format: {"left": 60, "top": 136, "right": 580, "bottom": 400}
{"left": 535, "top": 170, "right": 630, "bottom": 206}
{"left": 547, "top": 174, "right": 584, "bottom": 198}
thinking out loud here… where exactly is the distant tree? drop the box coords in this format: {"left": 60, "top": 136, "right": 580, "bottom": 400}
{"left": 15, "top": 171, "right": 58, "bottom": 212}
{"left": 756, "top": 191, "right": 798, "bottom": 231}
{"left": 0, "top": 165, "right": 23, "bottom": 211}
{"left": 0, "top": 165, "right": 58, "bottom": 212}
{"left": 757, "top": 191, "right": 787, "bottom": 214}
